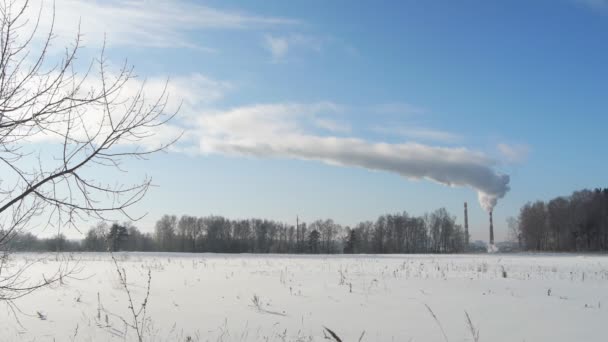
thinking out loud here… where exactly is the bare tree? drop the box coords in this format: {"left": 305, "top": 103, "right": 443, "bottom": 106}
{"left": 0, "top": 0, "right": 178, "bottom": 307}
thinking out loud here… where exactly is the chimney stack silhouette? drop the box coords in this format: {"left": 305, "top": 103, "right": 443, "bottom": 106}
{"left": 489, "top": 210, "right": 494, "bottom": 246}
{"left": 464, "top": 202, "right": 469, "bottom": 248}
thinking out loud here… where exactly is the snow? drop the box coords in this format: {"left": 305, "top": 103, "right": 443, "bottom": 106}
{"left": 487, "top": 244, "right": 499, "bottom": 253}
{"left": 1, "top": 253, "right": 607, "bottom": 341}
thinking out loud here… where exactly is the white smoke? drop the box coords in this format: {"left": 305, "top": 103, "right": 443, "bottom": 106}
{"left": 478, "top": 188, "right": 508, "bottom": 212}
{"left": 194, "top": 103, "right": 511, "bottom": 211}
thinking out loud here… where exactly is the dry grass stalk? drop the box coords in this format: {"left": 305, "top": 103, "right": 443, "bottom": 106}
{"left": 323, "top": 326, "right": 343, "bottom": 342}
{"left": 465, "top": 311, "right": 480, "bottom": 342}
{"left": 424, "top": 303, "right": 449, "bottom": 342}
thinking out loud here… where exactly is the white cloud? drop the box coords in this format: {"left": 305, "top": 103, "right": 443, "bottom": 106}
{"left": 374, "top": 125, "right": 462, "bottom": 144}
{"left": 314, "top": 118, "right": 351, "bottom": 133}
{"left": 264, "top": 35, "right": 290, "bottom": 61}
{"left": 21, "top": 0, "right": 297, "bottom": 49}
{"left": 163, "top": 74, "right": 233, "bottom": 113}
{"left": 19, "top": 71, "right": 228, "bottom": 155}
{"left": 263, "top": 34, "right": 325, "bottom": 62}
{"left": 497, "top": 143, "right": 530, "bottom": 163}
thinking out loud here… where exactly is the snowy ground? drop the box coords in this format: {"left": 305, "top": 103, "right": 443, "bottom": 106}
{"left": 1, "top": 253, "right": 607, "bottom": 341}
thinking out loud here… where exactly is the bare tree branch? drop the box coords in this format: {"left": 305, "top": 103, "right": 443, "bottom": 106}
{"left": 0, "top": 0, "right": 178, "bottom": 308}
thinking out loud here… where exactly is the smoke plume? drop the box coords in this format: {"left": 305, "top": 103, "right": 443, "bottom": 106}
{"left": 195, "top": 103, "right": 510, "bottom": 211}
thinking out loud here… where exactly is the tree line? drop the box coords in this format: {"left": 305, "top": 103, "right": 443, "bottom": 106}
{"left": 515, "top": 188, "right": 608, "bottom": 251}
{"left": 3, "top": 208, "right": 468, "bottom": 254}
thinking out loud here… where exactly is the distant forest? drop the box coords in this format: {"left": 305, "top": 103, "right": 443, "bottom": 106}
{"left": 3, "top": 208, "right": 471, "bottom": 254}
{"left": 515, "top": 188, "right": 608, "bottom": 252}
{"left": 4, "top": 187, "right": 607, "bottom": 254}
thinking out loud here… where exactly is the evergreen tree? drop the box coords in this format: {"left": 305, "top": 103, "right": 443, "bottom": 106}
{"left": 107, "top": 224, "right": 129, "bottom": 252}
{"left": 344, "top": 228, "right": 358, "bottom": 253}
{"left": 308, "top": 229, "right": 321, "bottom": 253}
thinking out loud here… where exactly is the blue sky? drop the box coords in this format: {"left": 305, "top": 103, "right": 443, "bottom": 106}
{"left": 21, "top": 0, "right": 608, "bottom": 241}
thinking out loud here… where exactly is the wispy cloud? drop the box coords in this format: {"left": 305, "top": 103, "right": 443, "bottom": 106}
{"left": 372, "top": 103, "right": 428, "bottom": 116}
{"left": 313, "top": 118, "right": 351, "bottom": 133}
{"left": 373, "top": 125, "right": 462, "bottom": 144}
{"left": 369, "top": 103, "right": 461, "bottom": 143}
{"left": 264, "top": 35, "right": 290, "bottom": 61}
{"left": 21, "top": 71, "right": 231, "bottom": 155}
{"left": 263, "top": 34, "right": 325, "bottom": 62}
{"left": 575, "top": 0, "right": 608, "bottom": 12}
{"left": 497, "top": 143, "right": 530, "bottom": 163}
{"left": 23, "top": 0, "right": 297, "bottom": 49}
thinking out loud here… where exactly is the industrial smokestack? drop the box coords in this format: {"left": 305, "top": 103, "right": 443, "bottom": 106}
{"left": 296, "top": 215, "right": 300, "bottom": 250}
{"left": 489, "top": 210, "right": 494, "bottom": 246}
{"left": 464, "top": 202, "right": 469, "bottom": 248}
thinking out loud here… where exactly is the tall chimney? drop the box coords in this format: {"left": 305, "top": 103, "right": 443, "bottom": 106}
{"left": 296, "top": 215, "right": 300, "bottom": 252}
{"left": 489, "top": 210, "right": 494, "bottom": 246}
{"left": 464, "top": 202, "right": 469, "bottom": 248}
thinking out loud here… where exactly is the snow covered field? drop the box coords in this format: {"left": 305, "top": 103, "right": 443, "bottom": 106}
{"left": 1, "top": 253, "right": 607, "bottom": 341}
